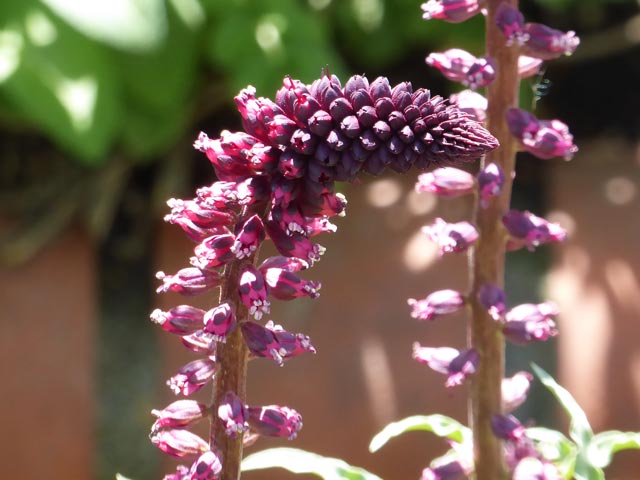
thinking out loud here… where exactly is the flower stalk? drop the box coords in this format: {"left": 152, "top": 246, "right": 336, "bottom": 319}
{"left": 468, "top": 1, "right": 521, "bottom": 478}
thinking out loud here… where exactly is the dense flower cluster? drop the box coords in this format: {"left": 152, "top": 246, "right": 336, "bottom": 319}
{"left": 149, "top": 71, "right": 498, "bottom": 478}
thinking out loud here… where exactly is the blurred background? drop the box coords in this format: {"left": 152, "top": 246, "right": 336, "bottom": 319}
{"left": 1, "top": 0, "right": 640, "bottom": 479}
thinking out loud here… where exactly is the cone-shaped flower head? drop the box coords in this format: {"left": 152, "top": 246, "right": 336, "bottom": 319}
{"left": 421, "top": 0, "right": 482, "bottom": 23}
{"left": 415, "top": 167, "right": 475, "bottom": 197}
{"left": 506, "top": 108, "right": 577, "bottom": 160}
{"left": 408, "top": 289, "right": 466, "bottom": 321}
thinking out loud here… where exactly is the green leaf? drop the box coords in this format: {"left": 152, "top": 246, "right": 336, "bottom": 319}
{"left": 526, "top": 427, "right": 577, "bottom": 479}
{"left": 587, "top": 430, "right": 640, "bottom": 468}
{"left": 241, "top": 448, "right": 383, "bottom": 480}
{"left": 115, "top": 475, "right": 134, "bottom": 480}
{"left": 531, "top": 364, "right": 593, "bottom": 447}
{"left": 369, "top": 415, "right": 470, "bottom": 453}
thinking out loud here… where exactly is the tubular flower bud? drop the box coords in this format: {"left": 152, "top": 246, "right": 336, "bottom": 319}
{"left": 522, "top": 23, "right": 580, "bottom": 60}
{"left": 156, "top": 268, "right": 221, "bottom": 296}
{"left": 415, "top": 167, "right": 475, "bottom": 197}
{"left": 181, "top": 330, "right": 217, "bottom": 354}
{"left": 420, "top": 460, "right": 470, "bottom": 480}
{"left": 496, "top": 2, "right": 526, "bottom": 45}
{"left": 513, "top": 457, "right": 562, "bottom": 480}
{"left": 503, "top": 302, "right": 559, "bottom": 345}
{"left": 203, "top": 302, "right": 236, "bottom": 342}
{"left": 167, "top": 356, "right": 217, "bottom": 396}
{"left": 196, "top": 177, "right": 270, "bottom": 210}
{"left": 262, "top": 267, "right": 321, "bottom": 300}
{"left": 426, "top": 49, "right": 495, "bottom": 89}
{"left": 150, "top": 305, "right": 206, "bottom": 335}
{"left": 518, "top": 55, "right": 543, "bottom": 79}
{"left": 217, "top": 391, "right": 249, "bottom": 438}
{"left": 477, "top": 162, "right": 504, "bottom": 208}
{"left": 241, "top": 320, "right": 316, "bottom": 366}
{"left": 165, "top": 198, "right": 236, "bottom": 229}
{"left": 238, "top": 264, "right": 270, "bottom": 320}
{"left": 506, "top": 108, "right": 577, "bottom": 160}
{"left": 407, "top": 289, "right": 466, "bottom": 321}
{"left": 412, "top": 344, "right": 479, "bottom": 387}
{"left": 491, "top": 414, "right": 526, "bottom": 441}
{"left": 449, "top": 89, "right": 487, "bottom": 123}
{"left": 421, "top": 0, "right": 482, "bottom": 23}
{"left": 423, "top": 218, "right": 479, "bottom": 254}
{"left": 247, "top": 404, "right": 303, "bottom": 440}
{"left": 477, "top": 283, "right": 507, "bottom": 321}
{"left": 258, "top": 255, "right": 309, "bottom": 272}
{"left": 232, "top": 214, "right": 265, "bottom": 259}
{"left": 502, "top": 210, "right": 567, "bottom": 251}
{"left": 265, "top": 220, "right": 325, "bottom": 266}
{"left": 151, "top": 400, "right": 208, "bottom": 431}
{"left": 189, "top": 450, "right": 223, "bottom": 480}
{"left": 162, "top": 465, "right": 190, "bottom": 480}
{"left": 191, "top": 234, "right": 236, "bottom": 270}
{"left": 502, "top": 371, "right": 533, "bottom": 413}
{"left": 150, "top": 429, "right": 209, "bottom": 458}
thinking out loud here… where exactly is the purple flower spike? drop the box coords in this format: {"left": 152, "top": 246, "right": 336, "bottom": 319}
{"left": 189, "top": 450, "right": 223, "bottom": 480}
{"left": 502, "top": 210, "right": 567, "bottom": 251}
{"left": 522, "top": 23, "right": 580, "bottom": 60}
{"left": 407, "top": 289, "right": 466, "bottom": 321}
{"left": 217, "top": 391, "right": 249, "bottom": 438}
{"left": 423, "top": 218, "right": 479, "bottom": 255}
{"left": 191, "top": 234, "right": 236, "bottom": 270}
{"left": 502, "top": 371, "right": 533, "bottom": 413}
{"left": 412, "top": 344, "right": 479, "bottom": 387}
{"left": 238, "top": 264, "right": 270, "bottom": 320}
{"left": 232, "top": 215, "right": 266, "bottom": 259}
{"left": 203, "top": 302, "right": 237, "bottom": 342}
{"left": 420, "top": 460, "right": 469, "bottom": 480}
{"left": 151, "top": 400, "right": 208, "bottom": 432}
{"left": 263, "top": 267, "right": 321, "bottom": 300}
{"left": 506, "top": 108, "right": 577, "bottom": 160}
{"left": 156, "top": 268, "right": 221, "bottom": 296}
{"left": 503, "top": 302, "right": 559, "bottom": 345}
{"left": 477, "top": 283, "right": 507, "bottom": 321}
{"left": 449, "top": 89, "right": 487, "bottom": 123}
{"left": 415, "top": 167, "right": 475, "bottom": 197}
{"left": 477, "top": 163, "right": 504, "bottom": 208}
{"left": 421, "top": 0, "right": 482, "bottom": 23}
{"left": 496, "top": 2, "right": 526, "bottom": 45}
{"left": 150, "top": 305, "right": 206, "bottom": 336}
{"left": 150, "top": 429, "right": 209, "bottom": 458}
{"left": 491, "top": 414, "right": 526, "bottom": 441}
{"left": 426, "top": 49, "right": 495, "bottom": 89}
{"left": 167, "top": 356, "right": 217, "bottom": 396}
{"left": 247, "top": 404, "right": 303, "bottom": 440}
{"left": 241, "top": 321, "right": 315, "bottom": 366}
{"left": 513, "top": 457, "right": 562, "bottom": 480}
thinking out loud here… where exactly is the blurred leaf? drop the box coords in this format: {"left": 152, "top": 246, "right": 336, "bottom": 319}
{"left": 0, "top": 1, "right": 119, "bottom": 163}
{"left": 39, "top": 0, "right": 167, "bottom": 52}
{"left": 369, "top": 414, "right": 471, "bottom": 453}
{"left": 204, "top": 0, "right": 347, "bottom": 96}
{"left": 115, "top": 474, "right": 134, "bottom": 480}
{"left": 241, "top": 448, "right": 384, "bottom": 480}
{"left": 586, "top": 430, "right": 640, "bottom": 468}
{"left": 526, "top": 427, "right": 577, "bottom": 479}
{"left": 531, "top": 364, "right": 593, "bottom": 448}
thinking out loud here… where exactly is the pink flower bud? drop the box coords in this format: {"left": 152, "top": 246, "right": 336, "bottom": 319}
{"left": 522, "top": 23, "right": 580, "bottom": 60}
{"left": 196, "top": 177, "right": 269, "bottom": 210}
{"left": 162, "top": 465, "right": 190, "bottom": 480}
{"left": 491, "top": 414, "right": 526, "bottom": 441}
{"left": 231, "top": 215, "right": 265, "bottom": 259}
{"left": 449, "top": 89, "right": 487, "bottom": 123}
{"left": 427, "top": 49, "right": 495, "bottom": 89}
{"left": 412, "top": 344, "right": 479, "bottom": 387}
{"left": 150, "top": 429, "right": 209, "bottom": 458}
{"left": 304, "top": 216, "right": 338, "bottom": 236}
{"left": 464, "top": 57, "right": 496, "bottom": 89}
{"left": 477, "top": 283, "right": 507, "bottom": 321}
{"left": 502, "top": 210, "right": 566, "bottom": 251}
{"left": 191, "top": 234, "right": 236, "bottom": 270}
{"left": 189, "top": 450, "right": 223, "bottom": 480}
{"left": 167, "top": 356, "right": 217, "bottom": 396}
{"left": 259, "top": 255, "right": 309, "bottom": 272}
{"left": 503, "top": 302, "right": 559, "bottom": 345}
{"left": 420, "top": 460, "right": 469, "bottom": 480}
{"left": 156, "top": 268, "right": 221, "bottom": 296}
{"left": 506, "top": 108, "right": 578, "bottom": 160}
{"left": 518, "top": 55, "right": 543, "bottom": 79}
{"left": 247, "top": 404, "right": 303, "bottom": 440}
{"left": 423, "top": 218, "right": 479, "bottom": 255}
{"left": 502, "top": 371, "right": 533, "bottom": 413}
{"left": 217, "top": 391, "right": 249, "bottom": 438}
{"left": 477, "top": 163, "right": 504, "bottom": 208}
{"left": 181, "top": 330, "right": 217, "bottom": 354}
{"left": 415, "top": 167, "right": 475, "bottom": 197}
{"left": 151, "top": 400, "right": 208, "bottom": 431}
{"left": 513, "top": 457, "right": 562, "bottom": 480}
{"left": 421, "top": 0, "right": 482, "bottom": 23}
{"left": 238, "top": 264, "right": 270, "bottom": 320}
{"left": 165, "top": 198, "right": 236, "bottom": 229}
{"left": 150, "top": 305, "right": 206, "bottom": 335}
{"left": 241, "top": 321, "right": 315, "bottom": 366}
{"left": 407, "top": 289, "right": 466, "bottom": 321}
{"left": 265, "top": 220, "right": 326, "bottom": 266}
{"left": 496, "top": 2, "right": 526, "bottom": 45}
{"left": 203, "top": 303, "right": 236, "bottom": 342}
{"left": 262, "top": 268, "right": 321, "bottom": 300}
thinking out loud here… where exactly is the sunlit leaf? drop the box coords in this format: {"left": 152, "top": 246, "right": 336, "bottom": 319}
{"left": 242, "top": 448, "right": 384, "bottom": 480}
{"left": 587, "top": 430, "right": 640, "bottom": 468}
{"left": 369, "top": 415, "right": 470, "bottom": 453}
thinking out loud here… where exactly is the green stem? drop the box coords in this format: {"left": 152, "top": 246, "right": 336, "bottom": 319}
{"left": 469, "top": 1, "right": 520, "bottom": 479}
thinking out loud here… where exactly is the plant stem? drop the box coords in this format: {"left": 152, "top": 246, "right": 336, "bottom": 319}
{"left": 469, "top": 1, "right": 520, "bottom": 479}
